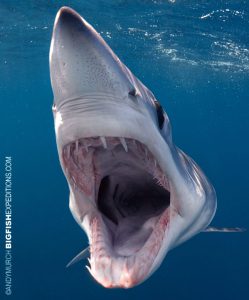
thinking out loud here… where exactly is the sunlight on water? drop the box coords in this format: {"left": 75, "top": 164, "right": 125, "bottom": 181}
{"left": 1, "top": 1, "right": 248, "bottom": 73}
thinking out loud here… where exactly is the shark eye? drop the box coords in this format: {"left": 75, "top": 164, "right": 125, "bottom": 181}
{"left": 128, "top": 88, "right": 138, "bottom": 97}
{"left": 154, "top": 101, "right": 164, "bottom": 129}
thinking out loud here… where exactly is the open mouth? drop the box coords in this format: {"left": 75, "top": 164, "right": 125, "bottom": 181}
{"left": 62, "top": 137, "right": 171, "bottom": 287}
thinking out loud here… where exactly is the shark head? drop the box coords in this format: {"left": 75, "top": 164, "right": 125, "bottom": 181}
{"left": 50, "top": 7, "right": 217, "bottom": 288}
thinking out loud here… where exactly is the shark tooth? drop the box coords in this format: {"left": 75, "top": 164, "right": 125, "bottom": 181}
{"left": 119, "top": 137, "right": 128, "bottom": 152}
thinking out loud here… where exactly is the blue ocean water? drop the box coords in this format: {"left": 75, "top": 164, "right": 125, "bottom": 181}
{"left": 0, "top": 0, "right": 248, "bottom": 299}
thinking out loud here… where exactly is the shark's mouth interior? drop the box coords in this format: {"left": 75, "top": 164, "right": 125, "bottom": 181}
{"left": 62, "top": 137, "right": 171, "bottom": 287}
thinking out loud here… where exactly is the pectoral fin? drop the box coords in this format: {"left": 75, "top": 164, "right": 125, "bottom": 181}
{"left": 203, "top": 227, "right": 246, "bottom": 233}
{"left": 66, "top": 246, "right": 90, "bottom": 268}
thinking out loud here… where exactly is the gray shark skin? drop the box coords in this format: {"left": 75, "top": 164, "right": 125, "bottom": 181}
{"left": 49, "top": 7, "right": 217, "bottom": 288}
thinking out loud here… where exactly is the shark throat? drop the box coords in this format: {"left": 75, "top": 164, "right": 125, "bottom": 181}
{"left": 62, "top": 136, "right": 171, "bottom": 287}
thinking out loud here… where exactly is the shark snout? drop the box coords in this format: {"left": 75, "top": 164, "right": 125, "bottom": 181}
{"left": 50, "top": 7, "right": 135, "bottom": 107}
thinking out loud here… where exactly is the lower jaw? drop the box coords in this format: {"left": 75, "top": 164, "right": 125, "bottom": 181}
{"left": 88, "top": 208, "right": 170, "bottom": 288}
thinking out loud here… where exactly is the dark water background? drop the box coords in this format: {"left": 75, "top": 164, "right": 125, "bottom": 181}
{"left": 0, "top": 1, "right": 248, "bottom": 299}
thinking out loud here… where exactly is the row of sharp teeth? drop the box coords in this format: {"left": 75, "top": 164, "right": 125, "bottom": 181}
{"left": 75, "top": 137, "right": 129, "bottom": 152}
{"left": 71, "top": 136, "right": 160, "bottom": 170}
{"left": 64, "top": 136, "right": 170, "bottom": 193}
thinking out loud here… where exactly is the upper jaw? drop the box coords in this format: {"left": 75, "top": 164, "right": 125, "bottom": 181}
{"left": 55, "top": 110, "right": 202, "bottom": 220}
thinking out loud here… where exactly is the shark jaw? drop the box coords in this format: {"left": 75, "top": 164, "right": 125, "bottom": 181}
{"left": 50, "top": 6, "right": 217, "bottom": 289}
{"left": 62, "top": 136, "right": 172, "bottom": 288}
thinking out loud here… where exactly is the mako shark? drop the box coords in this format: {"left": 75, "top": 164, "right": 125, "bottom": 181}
{"left": 49, "top": 7, "right": 227, "bottom": 288}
